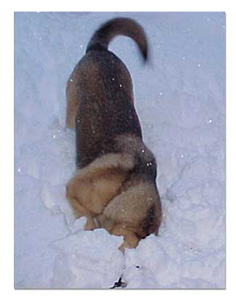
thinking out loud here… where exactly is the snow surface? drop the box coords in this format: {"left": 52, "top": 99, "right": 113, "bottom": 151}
{"left": 14, "top": 12, "right": 225, "bottom": 289}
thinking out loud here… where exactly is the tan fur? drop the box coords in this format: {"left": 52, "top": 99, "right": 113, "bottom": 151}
{"left": 66, "top": 68, "right": 80, "bottom": 129}
{"left": 66, "top": 149, "right": 162, "bottom": 249}
{"left": 66, "top": 152, "right": 135, "bottom": 229}
{"left": 96, "top": 177, "right": 161, "bottom": 250}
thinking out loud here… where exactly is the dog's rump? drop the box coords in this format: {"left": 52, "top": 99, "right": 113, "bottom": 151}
{"left": 75, "top": 50, "right": 142, "bottom": 168}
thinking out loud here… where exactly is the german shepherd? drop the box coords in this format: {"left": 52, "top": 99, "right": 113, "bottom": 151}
{"left": 66, "top": 17, "right": 162, "bottom": 250}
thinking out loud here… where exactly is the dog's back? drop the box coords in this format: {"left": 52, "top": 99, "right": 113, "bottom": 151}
{"left": 66, "top": 18, "right": 149, "bottom": 168}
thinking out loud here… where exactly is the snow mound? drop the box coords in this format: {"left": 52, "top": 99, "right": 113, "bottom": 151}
{"left": 51, "top": 229, "right": 124, "bottom": 288}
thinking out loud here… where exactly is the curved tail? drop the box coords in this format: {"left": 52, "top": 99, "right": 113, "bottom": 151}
{"left": 86, "top": 17, "right": 148, "bottom": 61}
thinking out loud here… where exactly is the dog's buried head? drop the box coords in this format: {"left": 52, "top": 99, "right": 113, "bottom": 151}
{"left": 66, "top": 17, "right": 162, "bottom": 250}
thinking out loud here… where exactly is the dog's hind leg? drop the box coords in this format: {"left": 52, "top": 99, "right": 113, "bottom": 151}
{"left": 111, "top": 224, "right": 140, "bottom": 251}
{"left": 66, "top": 193, "right": 97, "bottom": 230}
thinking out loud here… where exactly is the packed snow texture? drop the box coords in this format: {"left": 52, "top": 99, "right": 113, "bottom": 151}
{"left": 14, "top": 12, "right": 225, "bottom": 288}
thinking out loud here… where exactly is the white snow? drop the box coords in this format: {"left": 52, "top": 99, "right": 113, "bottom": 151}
{"left": 14, "top": 12, "right": 225, "bottom": 288}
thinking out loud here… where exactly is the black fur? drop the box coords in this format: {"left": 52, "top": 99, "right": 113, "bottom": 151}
{"left": 86, "top": 17, "right": 148, "bottom": 62}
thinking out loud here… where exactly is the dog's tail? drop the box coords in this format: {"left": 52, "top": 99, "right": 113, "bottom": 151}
{"left": 86, "top": 17, "right": 148, "bottom": 61}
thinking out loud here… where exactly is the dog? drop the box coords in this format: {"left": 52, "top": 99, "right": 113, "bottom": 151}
{"left": 66, "top": 17, "right": 162, "bottom": 250}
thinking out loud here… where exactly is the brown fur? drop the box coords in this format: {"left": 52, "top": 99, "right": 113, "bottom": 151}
{"left": 65, "top": 18, "right": 162, "bottom": 250}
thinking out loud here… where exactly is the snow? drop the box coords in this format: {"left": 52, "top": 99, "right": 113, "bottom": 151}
{"left": 14, "top": 12, "right": 225, "bottom": 288}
